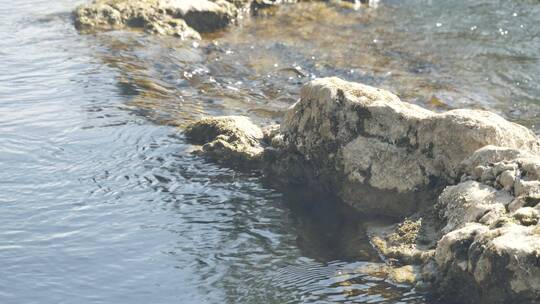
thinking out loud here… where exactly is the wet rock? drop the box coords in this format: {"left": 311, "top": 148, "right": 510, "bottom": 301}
{"left": 367, "top": 215, "right": 438, "bottom": 266}
{"left": 73, "top": 0, "right": 237, "bottom": 37}
{"left": 434, "top": 223, "right": 490, "bottom": 273}
{"left": 271, "top": 77, "right": 540, "bottom": 215}
{"left": 251, "top": 0, "right": 284, "bottom": 9}
{"left": 387, "top": 265, "right": 420, "bottom": 285}
{"left": 269, "top": 79, "right": 540, "bottom": 302}
{"left": 73, "top": 0, "right": 378, "bottom": 37}
{"left": 184, "top": 116, "right": 264, "bottom": 166}
{"left": 144, "top": 17, "right": 201, "bottom": 39}
{"left": 355, "top": 263, "right": 421, "bottom": 286}
{"left": 181, "top": 0, "right": 237, "bottom": 32}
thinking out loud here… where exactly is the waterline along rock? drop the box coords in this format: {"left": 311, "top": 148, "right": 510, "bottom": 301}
{"left": 184, "top": 77, "right": 540, "bottom": 303}
{"left": 272, "top": 77, "right": 540, "bottom": 215}
{"left": 184, "top": 116, "right": 264, "bottom": 166}
{"left": 73, "top": 0, "right": 238, "bottom": 38}
{"left": 73, "top": 0, "right": 378, "bottom": 37}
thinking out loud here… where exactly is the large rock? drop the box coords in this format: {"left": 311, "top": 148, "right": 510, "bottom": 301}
{"left": 182, "top": 79, "right": 540, "bottom": 303}
{"left": 273, "top": 77, "right": 540, "bottom": 215}
{"left": 73, "top": 0, "right": 237, "bottom": 38}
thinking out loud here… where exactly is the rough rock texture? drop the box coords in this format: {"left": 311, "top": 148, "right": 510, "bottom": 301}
{"left": 182, "top": 78, "right": 540, "bottom": 303}
{"left": 437, "top": 181, "right": 512, "bottom": 234}
{"left": 73, "top": 0, "right": 238, "bottom": 38}
{"left": 365, "top": 213, "right": 441, "bottom": 291}
{"left": 367, "top": 217, "right": 436, "bottom": 265}
{"left": 269, "top": 77, "right": 540, "bottom": 215}
{"left": 73, "top": 0, "right": 379, "bottom": 37}
{"left": 366, "top": 148, "right": 540, "bottom": 303}
{"left": 184, "top": 116, "right": 264, "bottom": 165}
{"left": 431, "top": 146, "right": 540, "bottom": 303}
{"left": 355, "top": 263, "right": 421, "bottom": 286}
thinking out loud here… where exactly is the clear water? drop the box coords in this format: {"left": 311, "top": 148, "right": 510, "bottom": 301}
{"left": 1, "top": 0, "right": 539, "bottom": 303}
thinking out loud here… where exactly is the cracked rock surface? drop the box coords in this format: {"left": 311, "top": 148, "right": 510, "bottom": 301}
{"left": 73, "top": 0, "right": 378, "bottom": 37}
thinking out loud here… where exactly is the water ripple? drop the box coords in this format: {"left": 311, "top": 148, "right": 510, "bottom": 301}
{"left": 2, "top": 0, "right": 540, "bottom": 303}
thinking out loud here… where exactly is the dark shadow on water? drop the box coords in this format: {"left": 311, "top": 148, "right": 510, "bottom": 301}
{"left": 280, "top": 185, "right": 381, "bottom": 263}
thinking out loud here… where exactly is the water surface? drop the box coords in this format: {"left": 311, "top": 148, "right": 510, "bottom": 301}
{"left": 1, "top": 0, "right": 539, "bottom": 303}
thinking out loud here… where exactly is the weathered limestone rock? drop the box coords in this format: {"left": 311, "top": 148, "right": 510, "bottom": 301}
{"left": 184, "top": 116, "right": 264, "bottom": 165}
{"left": 460, "top": 147, "right": 540, "bottom": 212}
{"left": 437, "top": 181, "right": 512, "bottom": 234}
{"left": 182, "top": 79, "right": 540, "bottom": 303}
{"left": 73, "top": 0, "right": 379, "bottom": 37}
{"left": 271, "top": 77, "right": 540, "bottom": 215}
{"left": 144, "top": 17, "right": 201, "bottom": 38}
{"left": 73, "top": 0, "right": 237, "bottom": 37}
{"left": 431, "top": 146, "right": 540, "bottom": 303}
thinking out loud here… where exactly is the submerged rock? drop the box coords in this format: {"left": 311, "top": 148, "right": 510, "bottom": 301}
{"left": 355, "top": 263, "right": 422, "bottom": 286}
{"left": 184, "top": 116, "right": 264, "bottom": 166}
{"left": 73, "top": 0, "right": 237, "bottom": 38}
{"left": 367, "top": 216, "right": 437, "bottom": 266}
{"left": 73, "top": 0, "right": 378, "bottom": 37}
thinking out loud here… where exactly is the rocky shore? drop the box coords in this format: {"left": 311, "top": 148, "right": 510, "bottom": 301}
{"left": 72, "top": 1, "right": 540, "bottom": 302}
{"left": 73, "top": 0, "right": 372, "bottom": 38}
{"left": 185, "top": 78, "right": 540, "bottom": 303}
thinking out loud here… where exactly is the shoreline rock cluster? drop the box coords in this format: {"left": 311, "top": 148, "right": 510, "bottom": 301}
{"left": 73, "top": 0, "right": 371, "bottom": 38}
{"left": 73, "top": 1, "right": 539, "bottom": 302}
{"left": 185, "top": 77, "right": 540, "bottom": 303}
{"left": 73, "top": 0, "right": 240, "bottom": 39}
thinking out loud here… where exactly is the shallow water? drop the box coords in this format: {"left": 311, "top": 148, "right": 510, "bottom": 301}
{"left": 1, "top": 0, "right": 539, "bottom": 303}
